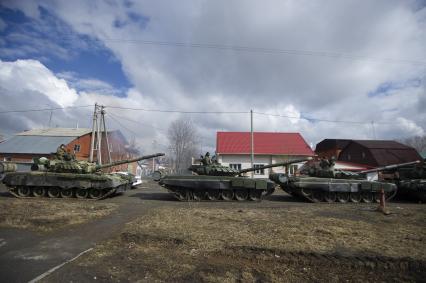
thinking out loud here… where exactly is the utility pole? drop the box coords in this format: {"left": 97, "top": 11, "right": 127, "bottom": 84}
{"left": 89, "top": 103, "right": 98, "bottom": 162}
{"left": 89, "top": 104, "right": 111, "bottom": 166}
{"left": 250, "top": 109, "right": 254, "bottom": 178}
{"left": 101, "top": 105, "right": 112, "bottom": 164}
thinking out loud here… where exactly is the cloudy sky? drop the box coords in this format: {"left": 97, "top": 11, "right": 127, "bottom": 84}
{"left": 0, "top": 0, "right": 425, "bottom": 153}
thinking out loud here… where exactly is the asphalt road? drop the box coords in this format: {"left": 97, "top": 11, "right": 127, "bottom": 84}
{"left": 0, "top": 182, "right": 421, "bottom": 283}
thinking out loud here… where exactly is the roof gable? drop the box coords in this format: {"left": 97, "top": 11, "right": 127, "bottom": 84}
{"left": 216, "top": 132, "right": 314, "bottom": 156}
{"left": 17, "top": 128, "right": 92, "bottom": 137}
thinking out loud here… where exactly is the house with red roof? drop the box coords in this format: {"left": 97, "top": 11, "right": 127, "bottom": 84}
{"left": 216, "top": 132, "right": 315, "bottom": 178}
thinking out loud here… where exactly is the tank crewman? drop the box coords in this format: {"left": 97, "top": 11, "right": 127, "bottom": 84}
{"left": 328, "top": 156, "right": 336, "bottom": 169}
{"left": 319, "top": 156, "right": 330, "bottom": 169}
{"left": 56, "top": 144, "right": 67, "bottom": 160}
{"left": 65, "top": 148, "right": 76, "bottom": 161}
{"left": 202, "top": 152, "right": 212, "bottom": 165}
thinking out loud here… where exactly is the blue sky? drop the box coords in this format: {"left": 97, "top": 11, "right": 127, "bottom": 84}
{"left": 0, "top": 6, "right": 131, "bottom": 93}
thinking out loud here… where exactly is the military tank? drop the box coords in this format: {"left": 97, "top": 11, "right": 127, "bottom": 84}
{"left": 0, "top": 153, "right": 165, "bottom": 200}
{"left": 153, "top": 157, "right": 310, "bottom": 201}
{"left": 269, "top": 158, "right": 399, "bottom": 203}
{"left": 371, "top": 160, "right": 425, "bottom": 202}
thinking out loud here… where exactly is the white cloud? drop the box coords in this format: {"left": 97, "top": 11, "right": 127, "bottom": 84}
{"left": 0, "top": 59, "right": 78, "bottom": 107}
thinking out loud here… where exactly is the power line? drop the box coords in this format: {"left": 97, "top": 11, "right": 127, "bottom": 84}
{"left": 108, "top": 111, "right": 168, "bottom": 132}
{"left": 107, "top": 113, "right": 139, "bottom": 137}
{"left": 0, "top": 105, "right": 93, "bottom": 114}
{"left": 64, "top": 36, "right": 426, "bottom": 66}
{"left": 253, "top": 111, "right": 395, "bottom": 125}
{"left": 106, "top": 106, "right": 395, "bottom": 126}
{"left": 105, "top": 105, "right": 248, "bottom": 114}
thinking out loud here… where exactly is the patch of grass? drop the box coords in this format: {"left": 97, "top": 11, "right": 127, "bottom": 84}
{"left": 64, "top": 204, "right": 426, "bottom": 282}
{"left": 0, "top": 198, "right": 117, "bottom": 232}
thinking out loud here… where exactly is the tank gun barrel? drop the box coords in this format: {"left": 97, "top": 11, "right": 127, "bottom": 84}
{"left": 96, "top": 153, "right": 165, "bottom": 170}
{"left": 360, "top": 160, "right": 421, "bottom": 174}
{"left": 238, "top": 157, "right": 312, "bottom": 175}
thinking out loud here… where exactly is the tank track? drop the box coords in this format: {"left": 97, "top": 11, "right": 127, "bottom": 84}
{"left": 282, "top": 187, "right": 397, "bottom": 203}
{"left": 6, "top": 185, "right": 123, "bottom": 201}
{"left": 224, "top": 246, "right": 426, "bottom": 272}
{"left": 165, "top": 186, "right": 275, "bottom": 202}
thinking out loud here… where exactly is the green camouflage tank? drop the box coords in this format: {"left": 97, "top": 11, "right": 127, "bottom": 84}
{"left": 153, "top": 155, "right": 309, "bottom": 202}
{"left": 269, "top": 157, "right": 399, "bottom": 203}
{"left": 0, "top": 153, "right": 164, "bottom": 200}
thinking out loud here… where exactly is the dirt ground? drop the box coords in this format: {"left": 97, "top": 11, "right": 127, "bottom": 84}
{"left": 44, "top": 201, "right": 426, "bottom": 282}
{"left": 0, "top": 197, "right": 117, "bottom": 232}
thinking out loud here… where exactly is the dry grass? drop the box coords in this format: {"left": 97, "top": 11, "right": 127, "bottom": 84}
{"left": 0, "top": 198, "right": 117, "bottom": 232}
{"left": 124, "top": 204, "right": 426, "bottom": 259}
{"left": 65, "top": 203, "right": 426, "bottom": 282}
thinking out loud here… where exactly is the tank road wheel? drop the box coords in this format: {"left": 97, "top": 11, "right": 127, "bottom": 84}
{"left": 206, "top": 190, "right": 220, "bottom": 201}
{"left": 221, "top": 190, "right": 235, "bottom": 201}
{"left": 175, "top": 189, "right": 191, "bottom": 201}
{"left": 361, "top": 192, "right": 374, "bottom": 203}
{"left": 249, "top": 190, "right": 262, "bottom": 201}
{"left": 349, "top": 192, "right": 361, "bottom": 203}
{"left": 17, "top": 186, "right": 31, "bottom": 197}
{"left": 310, "top": 191, "right": 324, "bottom": 203}
{"left": 323, "top": 192, "right": 337, "bottom": 203}
{"left": 193, "top": 190, "right": 205, "bottom": 201}
{"left": 60, "top": 188, "right": 74, "bottom": 198}
{"left": 336, "top": 192, "right": 350, "bottom": 203}
{"left": 32, "top": 187, "right": 46, "bottom": 198}
{"left": 235, "top": 189, "right": 249, "bottom": 201}
{"left": 47, "top": 187, "right": 60, "bottom": 198}
{"left": 76, "top": 188, "right": 89, "bottom": 199}
{"left": 89, "top": 188, "right": 102, "bottom": 199}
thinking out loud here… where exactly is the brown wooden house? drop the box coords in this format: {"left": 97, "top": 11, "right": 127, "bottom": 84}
{"left": 338, "top": 140, "right": 422, "bottom": 167}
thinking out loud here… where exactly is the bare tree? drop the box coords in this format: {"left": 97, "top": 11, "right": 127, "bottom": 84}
{"left": 167, "top": 117, "right": 199, "bottom": 173}
{"left": 398, "top": 135, "right": 426, "bottom": 153}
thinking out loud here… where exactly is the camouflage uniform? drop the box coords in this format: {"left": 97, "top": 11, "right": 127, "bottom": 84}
{"left": 56, "top": 144, "right": 67, "bottom": 160}
{"left": 202, "top": 152, "right": 212, "bottom": 165}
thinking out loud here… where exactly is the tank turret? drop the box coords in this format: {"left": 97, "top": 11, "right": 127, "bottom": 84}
{"left": 31, "top": 153, "right": 165, "bottom": 174}
{"left": 187, "top": 158, "right": 312, "bottom": 177}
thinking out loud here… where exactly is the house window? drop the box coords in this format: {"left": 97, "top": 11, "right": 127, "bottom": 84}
{"left": 362, "top": 152, "right": 366, "bottom": 159}
{"left": 229, "top": 163, "right": 242, "bottom": 171}
{"left": 3, "top": 157, "right": 11, "bottom": 161}
{"left": 254, "top": 164, "right": 265, "bottom": 175}
{"left": 73, "top": 144, "right": 81, "bottom": 152}
{"left": 289, "top": 165, "right": 298, "bottom": 175}
{"left": 347, "top": 154, "right": 351, "bottom": 161}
